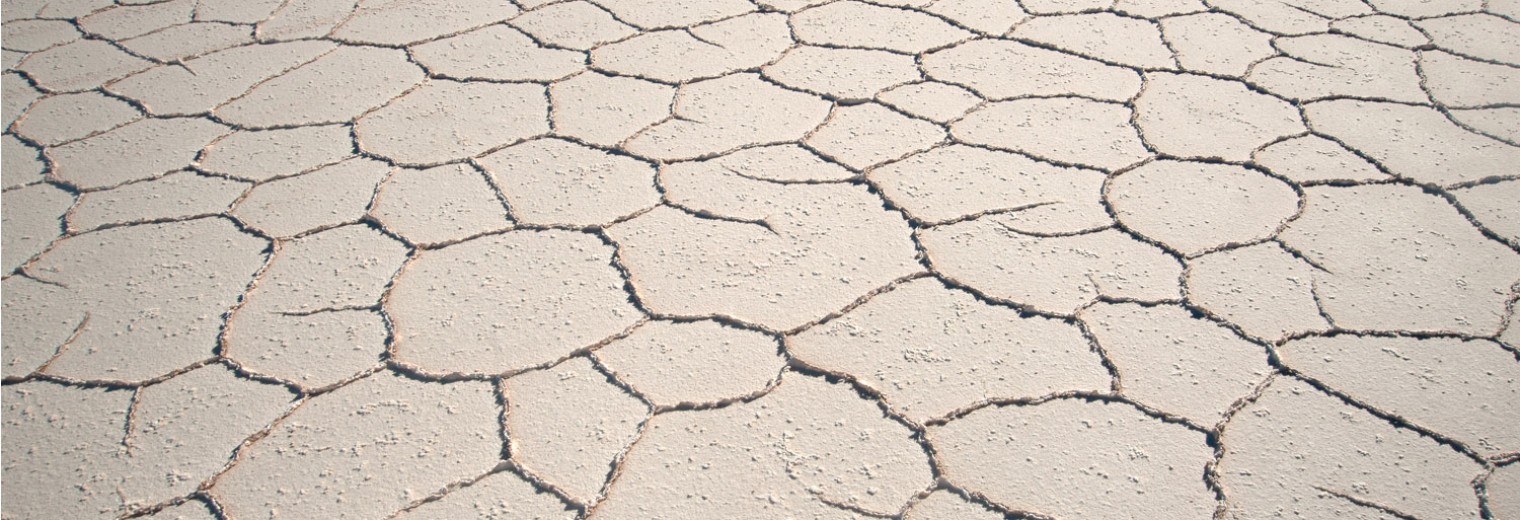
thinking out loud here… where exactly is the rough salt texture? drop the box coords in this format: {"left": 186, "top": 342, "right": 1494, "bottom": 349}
{"left": 388, "top": 230, "right": 641, "bottom": 376}
{"left": 954, "top": 98, "right": 1150, "bottom": 171}
{"left": 357, "top": 80, "right": 547, "bottom": 166}
{"left": 1278, "top": 335, "right": 1520, "bottom": 456}
{"left": 1279, "top": 184, "right": 1520, "bottom": 335}
{"left": 924, "top": 39, "right": 1141, "bottom": 101}
{"left": 933, "top": 399, "right": 1216, "bottom": 519}
{"left": 67, "top": 171, "right": 248, "bottom": 232}
{"left": 505, "top": 358, "right": 648, "bottom": 503}
{"left": 807, "top": 103, "right": 945, "bottom": 170}
{"left": 478, "top": 139, "right": 660, "bottom": 227}
{"left": 921, "top": 220, "right": 1182, "bottom": 315}
{"left": 596, "top": 320, "right": 784, "bottom": 408}
{"left": 1186, "top": 243, "right": 1330, "bottom": 341}
{"left": 1219, "top": 377, "right": 1484, "bottom": 520}
{"left": 231, "top": 158, "right": 390, "bottom": 238}
{"left": 393, "top": 471, "right": 573, "bottom": 520}
{"left": 214, "top": 373, "right": 501, "bottom": 519}
{"left": 199, "top": 124, "right": 354, "bottom": 183}
{"left": 595, "top": 373, "right": 932, "bottom": 517}
{"left": 371, "top": 164, "right": 511, "bottom": 246}
{"left": 871, "top": 144, "right": 1108, "bottom": 226}
{"left": 1081, "top": 302, "right": 1271, "bottom": 425}
{"left": 626, "top": 73, "right": 829, "bottom": 161}
{"left": 1135, "top": 72, "right": 1305, "bottom": 161}
{"left": 1306, "top": 100, "right": 1520, "bottom": 187}
{"left": 792, "top": 278, "right": 1109, "bottom": 422}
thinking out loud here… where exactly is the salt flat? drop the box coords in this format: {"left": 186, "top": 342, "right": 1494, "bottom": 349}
{"left": 2, "top": 0, "right": 1518, "bottom": 518}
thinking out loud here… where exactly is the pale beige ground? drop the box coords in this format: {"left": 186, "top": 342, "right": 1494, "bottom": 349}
{"left": 1, "top": 0, "right": 1519, "bottom": 519}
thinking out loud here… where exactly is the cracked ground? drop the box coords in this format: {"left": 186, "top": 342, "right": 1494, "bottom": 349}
{"left": 1, "top": 0, "right": 1519, "bottom": 518}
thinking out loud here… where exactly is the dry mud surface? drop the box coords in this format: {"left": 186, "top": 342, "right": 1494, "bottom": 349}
{"left": 1, "top": 0, "right": 1519, "bottom": 518}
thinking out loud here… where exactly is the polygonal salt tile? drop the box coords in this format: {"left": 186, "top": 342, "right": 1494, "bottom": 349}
{"left": 1208, "top": 0, "right": 1333, "bottom": 35}
{"left": 200, "top": 124, "right": 355, "bottom": 182}
{"left": 330, "top": 0, "right": 516, "bottom": 46}
{"left": 231, "top": 158, "right": 390, "bottom": 238}
{"left": 763, "top": 46, "right": 919, "bottom": 101}
{"left": 1, "top": 276, "right": 83, "bottom": 379}
{"left": 371, "top": 164, "right": 510, "bottom": 246}
{"left": 695, "top": 144, "right": 853, "bottom": 183}
{"left": 1252, "top": 135, "right": 1388, "bottom": 184}
{"left": 506, "top": 358, "right": 648, "bottom": 503}
{"left": 392, "top": 471, "right": 573, "bottom": 520}
{"left": 1450, "top": 107, "right": 1520, "bottom": 143}
{"left": 114, "top": 364, "right": 294, "bottom": 510}
{"left": 611, "top": 169, "right": 919, "bottom": 330}
{"left": 478, "top": 138, "right": 659, "bottom": 227}
{"left": 410, "top": 25, "right": 586, "bottom": 82}
{"left": 2, "top": 72, "right": 39, "bottom": 128}
{"left": 1418, "top": 13, "right": 1520, "bottom": 65}
{"left": 1219, "top": 377, "right": 1483, "bottom": 520}
{"left": 1279, "top": 184, "right": 1520, "bottom": 335}
{"left": 1249, "top": 34, "right": 1426, "bottom": 103}
{"left": 596, "top": 319, "right": 784, "bottom": 408}
{"left": 250, "top": 224, "right": 407, "bottom": 312}
{"left": 1491, "top": 465, "right": 1520, "bottom": 520}
{"left": 1, "top": 135, "right": 45, "bottom": 189}
{"left": 871, "top": 144, "right": 1108, "bottom": 227}
{"left": 1136, "top": 72, "right": 1305, "bottom": 162}
{"left": 550, "top": 72, "right": 673, "bottom": 147}
{"left": 792, "top": 1, "right": 970, "bottom": 53}
{"left": 1422, "top": 50, "right": 1520, "bottom": 108}
{"left": 388, "top": 230, "right": 642, "bottom": 375}
{"left": 32, "top": 0, "right": 115, "bottom": 19}
{"left": 18, "top": 40, "right": 153, "bottom": 92}
{"left": 809, "top": 103, "right": 946, "bottom": 170}
{"left": 923, "top": 39, "right": 1141, "bottom": 101}
{"left": 1160, "top": 13, "right": 1276, "bottom": 77}
{"left": 1, "top": 382, "right": 132, "bottom": 519}
{"left": 1114, "top": 0, "right": 1208, "bottom": 17}
{"left": 877, "top": 81, "right": 983, "bottom": 123}
{"left": 77, "top": 0, "right": 193, "bottom": 40}
{"left": 1451, "top": 180, "right": 1520, "bottom": 244}
{"left": 1, "top": 183, "right": 72, "bottom": 273}
{"left": 35, "top": 219, "right": 266, "bottom": 383}
{"left": 904, "top": 491, "right": 1003, "bottom": 520}
{"left": 216, "top": 45, "right": 423, "bottom": 129}
{"left": 932, "top": 399, "right": 1215, "bottom": 519}
{"left": 195, "top": 0, "right": 283, "bottom": 23}
{"left": 1108, "top": 160, "right": 1299, "bottom": 256}
{"left": 1186, "top": 243, "right": 1329, "bottom": 341}
{"left": 591, "top": 13, "right": 792, "bottom": 83}
{"left": 14, "top": 91, "right": 140, "bottom": 146}
{"left": 624, "top": 73, "right": 829, "bottom": 161}
{"left": 595, "top": 372, "right": 933, "bottom": 517}
{"left": 213, "top": 373, "right": 501, "bottom": 519}
{"left": 68, "top": 171, "right": 247, "bottom": 232}
{"left": 594, "top": 0, "right": 755, "bottom": 28}
{"left": 927, "top": 0, "right": 1028, "bottom": 35}
{"left": 118, "top": 22, "right": 254, "bottom": 62}
{"left": 108, "top": 40, "right": 337, "bottom": 117}
{"left": 919, "top": 220, "right": 1181, "bottom": 315}
{"left": 50, "top": 117, "right": 227, "bottom": 190}
{"left": 1493, "top": 0, "right": 1520, "bottom": 18}
{"left": 254, "top": 0, "right": 356, "bottom": 40}
{"left": 1280, "top": 334, "right": 1520, "bottom": 456}
{"left": 1331, "top": 14, "right": 1428, "bottom": 48}
{"left": 953, "top": 98, "right": 1149, "bottom": 171}
{"left": 1305, "top": 99, "right": 1520, "bottom": 187}
{"left": 226, "top": 307, "right": 385, "bottom": 390}
{"left": 1082, "top": 302, "right": 1271, "bottom": 425}
{"left": 792, "top": 278, "right": 1110, "bottom": 422}
{"left": 1368, "top": 0, "right": 1481, "bottom": 17}
{"left": 1013, "top": 13, "right": 1175, "bottom": 69}
{"left": 356, "top": 80, "right": 547, "bottom": 166}
{"left": 509, "top": 1, "right": 636, "bottom": 50}
{"left": 1, "top": 19, "right": 81, "bottom": 52}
